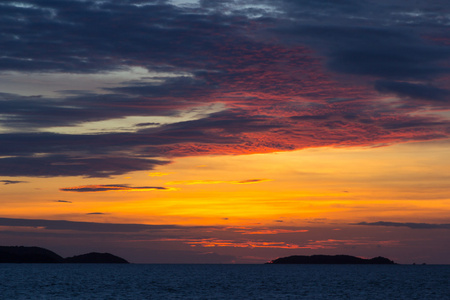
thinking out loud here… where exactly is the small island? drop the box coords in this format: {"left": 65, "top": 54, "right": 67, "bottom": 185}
{"left": 0, "top": 246, "right": 129, "bottom": 264}
{"left": 267, "top": 255, "right": 396, "bottom": 264}
{"left": 65, "top": 252, "right": 129, "bottom": 264}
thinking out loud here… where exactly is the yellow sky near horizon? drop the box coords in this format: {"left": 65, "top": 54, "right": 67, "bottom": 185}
{"left": 2, "top": 140, "right": 449, "bottom": 227}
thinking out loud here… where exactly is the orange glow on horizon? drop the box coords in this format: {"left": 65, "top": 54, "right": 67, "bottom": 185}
{"left": 2, "top": 141, "right": 449, "bottom": 230}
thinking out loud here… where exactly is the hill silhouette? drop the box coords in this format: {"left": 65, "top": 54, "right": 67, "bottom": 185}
{"left": 65, "top": 252, "right": 129, "bottom": 263}
{"left": 0, "top": 246, "right": 129, "bottom": 263}
{"left": 267, "top": 255, "right": 395, "bottom": 264}
{"left": 0, "top": 246, "right": 64, "bottom": 263}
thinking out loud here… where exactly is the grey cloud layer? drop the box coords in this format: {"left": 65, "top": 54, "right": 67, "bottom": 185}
{"left": 0, "top": 217, "right": 184, "bottom": 232}
{"left": 355, "top": 221, "right": 450, "bottom": 230}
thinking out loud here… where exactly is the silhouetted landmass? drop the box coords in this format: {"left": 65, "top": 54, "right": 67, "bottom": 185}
{"left": 267, "top": 255, "right": 396, "bottom": 264}
{"left": 0, "top": 246, "right": 128, "bottom": 263}
{"left": 0, "top": 246, "right": 64, "bottom": 263}
{"left": 65, "top": 252, "right": 129, "bottom": 264}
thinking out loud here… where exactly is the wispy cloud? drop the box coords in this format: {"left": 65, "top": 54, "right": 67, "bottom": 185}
{"left": 354, "top": 221, "right": 450, "bottom": 230}
{"left": 168, "top": 237, "right": 393, "bottom": 250}
{"left": 227, "top": 227, "right": 308, "bottom": 235}
{"left": 53, "top": 200, "right": 72, "bottom": 203}
{"left": 238, "top": 229, "right": 309, "bottom": 235}
{"left": 166, "top": 179, "right": 271, "bottom": 185}
{"left": 0, "top": 217, "right": 185, "bottom": 233}
{"left": 299, "top": 239, "right": 401, "bottom": 249}
{"left": 0, "top": 180, "right": 27, "bottom": 185}
{"left": 235, "top": 179, "right": 271, "bottom": 184}
{"left": 60, "top": 184, "right": 173, "bottom": 193}
{"left": 164, "top": 238, "right": 306, "bottom": 249}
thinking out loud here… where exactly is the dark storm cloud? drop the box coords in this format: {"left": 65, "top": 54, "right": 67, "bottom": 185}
{"left": 0, "top": 110, "right": 264, "bottom": 177}
{"left": 0, "top": 0, "right": 449, "bottom": 178}
{"left": 156, "top": 110, "right": 283, "bottom": 134}
{"left": 275, "top": 0, "right": 450, "bottom": 26}
{"left": 108, "top": 76, "right": 211, "bottom": 98}
{"left": 0, "top": 107, "right": 250, "bottom": 152}
{"left": 0, "top": 92, "right": 188, "bottom": 130}
{"left": 276, "top": 25, "right": 450, "bottom": 80}
{"left": 379, "top": 117, "right": 446, "bottom": 130}
{"left": 135, "top": 122, "right": 160, "bottom": 127}
{"left": 53, "top": 200, "right": 72, "bottom": 203}
{"left": 354, "top": 221, "right": 450, "bottom": 230}
{"left": 274, "top": 0, "right": 366, "bottom": 20}
{"left": 328, "top": 34, "right": 449, "bottom": 80}
{"left": 0, "top": 0, "right": 240, "bottom": 73}
{"left": 269, "top": 0, "right": 450, "bottom": 103}
{"left": 0, "top": 154, "right": 169, "bottom": 178}
{"left": 375, "top": 81, "right": 450, "bottom": 102}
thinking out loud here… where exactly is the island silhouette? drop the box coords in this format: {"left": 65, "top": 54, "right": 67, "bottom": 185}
{"left": 267, "top": 255, "right": 396, "bottom": 264}
{"left": 0, "top": 246, "right": 129, "bottom": 263}
{"left": 2, "top": 246, "right": 397, "bottom": 265}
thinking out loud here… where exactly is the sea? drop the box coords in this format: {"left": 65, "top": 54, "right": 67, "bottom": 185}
{"left": 0, "top": 264, "right": 449, "bottom": 299}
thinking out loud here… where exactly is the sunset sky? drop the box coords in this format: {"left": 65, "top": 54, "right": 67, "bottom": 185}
{"left": 1, "top": 0, "right": 450, "bottom": 264}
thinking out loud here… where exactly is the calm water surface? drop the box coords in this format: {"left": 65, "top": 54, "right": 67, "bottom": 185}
{"left": 0, "top": 264, "right": 449, "bottom": 299}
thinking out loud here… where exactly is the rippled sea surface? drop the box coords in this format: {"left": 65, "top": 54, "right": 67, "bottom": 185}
{"left": 0, "top": 264, "right": 449, "bottom": 299}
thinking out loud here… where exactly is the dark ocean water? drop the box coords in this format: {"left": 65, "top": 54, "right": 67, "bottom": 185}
{"left": 0, "top": 264, "right": 449, "bottom": 299}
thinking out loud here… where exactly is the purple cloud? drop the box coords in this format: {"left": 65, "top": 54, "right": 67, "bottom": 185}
{"left": 0, "top": 180, "right": 27, "bottom": 185}
{"left": 60, "top": 184, "right": 171, "bottom": 193}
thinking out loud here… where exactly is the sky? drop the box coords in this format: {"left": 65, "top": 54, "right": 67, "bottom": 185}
{"left": 1, "top": 0, "right": 449, "bottom": 264}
